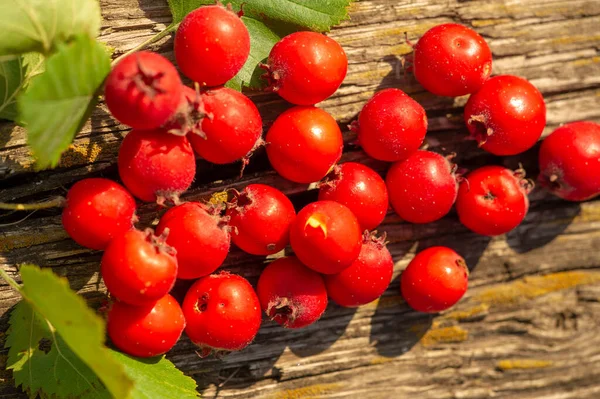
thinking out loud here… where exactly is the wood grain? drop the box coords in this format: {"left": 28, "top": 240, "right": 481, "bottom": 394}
{"left": 2, "top": 0, "right": 600, "bottom": 398}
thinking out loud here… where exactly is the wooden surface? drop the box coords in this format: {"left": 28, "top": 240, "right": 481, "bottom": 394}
{"left": 2, "top": 0, "right": 600, "bottom": 398}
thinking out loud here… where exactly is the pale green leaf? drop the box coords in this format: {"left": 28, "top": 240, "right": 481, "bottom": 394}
{"left": 0, "top": 53, "right": 44, "bottom": 122}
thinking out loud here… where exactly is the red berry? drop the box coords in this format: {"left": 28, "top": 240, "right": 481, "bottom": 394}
{"left": 465, "top": 75, "right": 546, "bottom": 155}
{"left": 62, "top": 178, "right": 137, "bottom": 250}
{"left": 182, "top": 272, "right": 261, "bottom": 354}
{"left": 318, "top": 162, "right": 388, "bottom": 230}
{"left": 105, "top": 51, "right": 182, "bottom": 130}
{"left": 357, "top": 88, "right": 427, "bottom": 162}
{"left": 456, "top": 165, "right": 532, "bottom": 236}
{"left": 325, "top": 232, "right": 394, "bottom": 308}
{"left": 226, "top": 184, "right": 296, "bottom": 255}
{"left": 174, "top": 5, "right": 250, "bottom": 87}
{"left": 183, "top": 86, "right": 263, "bottom": 165}
{"left": 290, "top": 200, "right": 362, "bottom": 274}
{"left": 386, "top": 150, "right": 459, "bottom": 224}
{"left": 538, "top": 121, "right": 600, "bottom": 201}
{"left": 101, "top": 229, "right": 178, "bottom": 306}
{"left": 265, "top": 31, "right": 347, "bottom": 105}
{"left": 155, "top": 202, "right": 230, "bottom": 280}
{"left": 413, "top": 23, "right": 492, "bottom": 97}
{"left": 266, "top": 106, "right": 343, "bottom": 183}
{"left": 257, "top": 257, "right": 327, "bottom": 329}
{"left": 107, "top": 294, "right": 185, "bottom": 357}
{"left": 118, "top": 128, "right": 196, "bottom": 203}
{"left": 401, "top": 246, "right": 468, "bottom": 313}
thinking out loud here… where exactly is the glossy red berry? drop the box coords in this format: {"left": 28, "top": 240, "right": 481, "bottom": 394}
{"left": 155, "top": 202, "right": 230, "bottom": 280}
{"left": 105, "top": 51, "right": 182, "bottom": 130}
{"left": 174, "top": 5, "right": 250, "bottom": 87}
{"left": 456, "top": 166, "right": 532, "bottom": 236}
{"left": 357, "top": 88, "right": 427, "bottom": 162}
{"left": 107, "top": 294, "right": 185, "bottom": 357}
{"left": 62, "top": 178, "right": 137, "bottom": 250}
{"left": 386, "top": 150, "right": 459, "bottom": 224}
{"left": 325, "top": 232, "right": 394, "bottom": 308}
{"left": 101, "top": 229, "right": 178, "bottom": 306}
{"left": 401, "top": 246, "right": 468, "bottom": 313}
{"left": 257, "top": 257, "right": 327, "bottom": 329}
{"left": 465, "top": 75, "right": 546, "bottom": 155}
{"left": 182, "top": 272, "right": 261, "bottom": 355}
{"left": 118, "top": 128, "right": 196, "bottom": 203}
{"left": 266, "top": 106, "right": 343, "bottom": 183}
{"left": 413, "top": 23, "right": 492, "bottom": 97}
{"left": 290, "top": 200, "right": 362, "bottom": 274}
{"left": 318, "top": 162, "right": 388, "bottom": 230}
{"left": 538, "top": 121, "right": 600, "bottom": 201}
{"left": 265, "top": 31, "right": 347, "bottom": 105}
{"left": 226, "top": 184, "right": 296, "bottom": 255}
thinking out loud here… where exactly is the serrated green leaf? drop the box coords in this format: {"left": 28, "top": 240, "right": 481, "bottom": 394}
{"left": 0, "top": 53, "right": 44, "bottom": 122}
{"left": 0, "top": 0, "right": 101, "bottom": 56}
{"left": 167, "top": 0, "right": 211, "bottom": 24}
{"left": 20, "top": 35, "right": 110, "bottom": 169}
{"left": 111, "top": 351, "right": 199, "bottom": 399}
{"left": 234, "top": 17, "right": 280, "bottom": 89}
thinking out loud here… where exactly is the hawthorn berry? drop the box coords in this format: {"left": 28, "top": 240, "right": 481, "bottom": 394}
{"left": 401, "top": 246, "right": 468, "bottom": 313}
{"left": 264, "top": 31, "right": 348, "bottom": 105}
{"left": 386, "top": 150, "right": 459, "bottom": 224}
{"left": 325, "top": 232, "right": 394, "bottom": 308}
{"left": 356, "top": 88, "right": 427, "bottom": 162}
{"left": 289, "top": 200, "right": 362, "bottom": 274}
{"left": 155, "top": 202, "right": 231, "bottom": 280}
{"left": 257, "top": 257, "right": 327, "bottom": 329}
{"left": 118, "top": 128, "right": 196, "bottom": 203}
{"left": 226, "top": 184, "right": 296, "bottom": 256}
{"left": 413, "top": 23, "right": 492, "bottom": 97}
{"left": 456, "top": 165, "right": 533, "bottom": 236}
{"left": 107, "top": 294, "right": 185, "bottom": 357}
{"left": 62, "top": 178, "right": 136, "bottom": 250}
{"left": 318, "top": 162, "right": 388, "bottom": 230}
{"left": 101, "top": 229, "right": 178, "bottom": 306}
{"left": 104, "top": 51, "right": 182, "bottom": 130}
{"left": 174, "top": 4, "right": 250, "bottom": 87}
{"left": 266, "top": 106, "right": 343, "bottom": 183}
{"left": 464, "top": 75, "right": 546, "bottom": 155}
{"left": 182, "top": 272, "right": 261, "bottom": 355}
{"left": 538, "top": 121, "right": 600, "bottom": 201}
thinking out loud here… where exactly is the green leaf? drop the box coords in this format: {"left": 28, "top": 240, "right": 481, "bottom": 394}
{"left": 234, "top": 17, "right": 280, "bottom": 89}
{"left": 0, "top": 0, "right": 101, "bottom": 56}
{"left": 0, "top": 53, "right": 44, "bottom": 122}
{"left": 111, "top": 351, "right": 199, "bottom": 399}
{"left": 20, "top": 35, "right": 110, "bottom": 169}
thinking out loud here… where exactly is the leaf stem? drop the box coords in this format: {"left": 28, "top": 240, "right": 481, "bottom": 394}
{"left": 111, "top": 23, "right": 180, "bottom": 66}
{"left": 0, "top": 267, "right": 22, "bottom": 292}
{"left": 0, "top": 196, "right": 65, "bottom": 211}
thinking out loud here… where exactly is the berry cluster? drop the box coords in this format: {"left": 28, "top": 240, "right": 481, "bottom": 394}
{"left": 60, "top": 5, "right": 600, "bottom": 359}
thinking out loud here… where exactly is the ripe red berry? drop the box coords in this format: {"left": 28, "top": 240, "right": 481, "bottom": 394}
{"left": 182, "top": 86, "right": 263, "bottom": 165}
{"left": 107, "top": 294, "right": 185, "bottom": 357}
{"left": 105, "top": 51, "right": 182, "bottom": 130}
{"left": 174, "top": 5, "right": 250, "bottom": 87}
{"left": 290, "top": 200, "right": 362, "bottom": 274}
{"left": 464, "top": 75, "right": 546, "bottom": 155}
{"left": 182, "top": 272, "right": 261, "bottom": 355}
{"left": 357, "top": 88, "right": 427, "bottom": 162}
{"left": 318, "top": 162, "right": 388, "bottom": 230}
{"left": 101, "top": 229, "right": 178, "bottom": 306}
{"left": 62, "top": 178, "right": 137, "bottom": 250}
{"left": 264, "top": 31, "right": 347, "bottom": 105}
{"left": 226, "top": 184, "right": 296, "bottom": 256}
{"left": 118, "top": 128, "right": 196, "bottom": 203}
{"left": 401, "top": 246, "right": 468, "bottom": 313}
{"left": 325, "top": 232, "right": 394, "bottom": 308}
{"left": 538, "top": 121, "right": 600, "bottom": 201}
{"left": 386, "top": 150, "right": 459, "bottom": 224}
{"left": 257, "top": 257, "right": 327, "bottom": 329}
{"left": 456, "top": 166, "right": 532, "bottom": 236}
{"left": 155, "top": 202, "right": 230, "bottom": 280}
{"left": 413, "top": 23, "right": 493, "bottom": 97}
{"left": 266, "top": 106, "right": 343, "bottom": 183}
